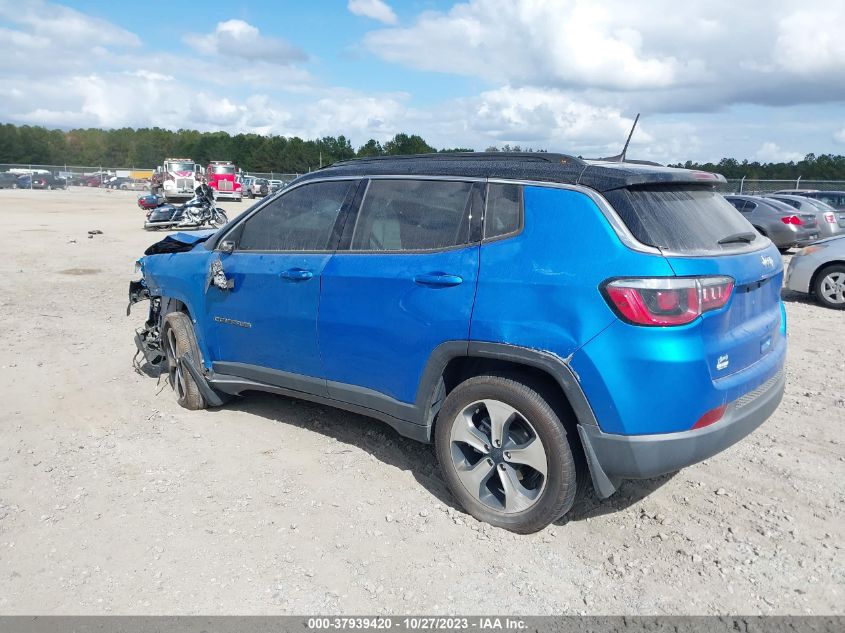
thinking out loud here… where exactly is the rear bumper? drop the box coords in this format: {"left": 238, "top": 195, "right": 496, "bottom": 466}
{"left": 795, "top": 233, "right": 821, "bottom": 247}
{"left": 578, "top": 368, "right": 785, "bottom": 498}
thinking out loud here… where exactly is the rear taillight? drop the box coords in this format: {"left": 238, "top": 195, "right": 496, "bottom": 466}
{"left": 824, "top": 212, "right": 836, "bottom": 224}
{"left": 604, "top": 277, "right": 734, "bottom": 326}
{"left": 780, "top": 215, "right": 802, "bottom": 225}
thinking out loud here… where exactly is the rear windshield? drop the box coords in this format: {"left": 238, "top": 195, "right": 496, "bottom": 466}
{"left": 603, "top": 185, "right": 760, "bottom": 254}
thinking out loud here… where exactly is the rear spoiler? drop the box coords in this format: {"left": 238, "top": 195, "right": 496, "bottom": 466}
{"left": 579, "top": 162, "right": 727, "bottom": 192}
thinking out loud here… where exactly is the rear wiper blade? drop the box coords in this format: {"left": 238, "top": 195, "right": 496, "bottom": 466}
{"left": 718, "top": 231, "right": 758, "bottom": 245}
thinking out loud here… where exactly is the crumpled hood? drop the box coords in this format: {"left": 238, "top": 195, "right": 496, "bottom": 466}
{"left": 143, "top": 230, "right": 216, "bottom": 255}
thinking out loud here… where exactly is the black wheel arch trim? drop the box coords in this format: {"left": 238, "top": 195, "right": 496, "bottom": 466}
{"left": 459, "top": 341, "right": 599, "bottom": 427}
{"left": 206, "top": 341, "right": 600, "bottom": 444}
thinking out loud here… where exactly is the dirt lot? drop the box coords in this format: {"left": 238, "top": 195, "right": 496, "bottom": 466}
{"left": 0, "top": 187, "right": 842, "bottom": 615}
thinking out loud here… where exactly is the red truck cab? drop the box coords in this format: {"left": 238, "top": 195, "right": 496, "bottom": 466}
{"left": 206, "top": 161, "right": 242, "bottom": 202}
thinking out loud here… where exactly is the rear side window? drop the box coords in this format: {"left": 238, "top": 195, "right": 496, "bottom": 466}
{"left": 603, "top": 185, "right": 759, "bottom": 254}
{"left": 775, "top": 197, "right": 800, "bottom": 209}
{"left": 351, "top": 180, "right": 473, "bottom": 251}
{"left": 238, "top": 180, "right": 353, "bottom": 251}
{"left": 485, "top": 183, "right": 522, "bottom": 239}
{"left": 727, "top": 199, "right": 747, "bottom": 212}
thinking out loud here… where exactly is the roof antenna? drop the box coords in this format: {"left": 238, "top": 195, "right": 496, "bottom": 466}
{"left": 602, "top": 113, "right": 640, "bottom": 162}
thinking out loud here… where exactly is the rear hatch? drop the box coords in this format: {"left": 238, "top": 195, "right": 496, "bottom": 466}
{"left": 603, "top": 184, "right": 785, "bottom": 384}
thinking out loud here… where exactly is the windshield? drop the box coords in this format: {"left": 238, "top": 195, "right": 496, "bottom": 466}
{"left": 603, "top": 185, "right": 761, "bottom": 255}
{"left": 211, "top": 165, "right": 235, "bottom": 175}
{"left": 167, "top": 162, "right": 195, "bottom": 173}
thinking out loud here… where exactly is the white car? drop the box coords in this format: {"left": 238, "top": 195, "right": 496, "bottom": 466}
{"left": 785, "top": 235, "right": 845, "bottom": 309}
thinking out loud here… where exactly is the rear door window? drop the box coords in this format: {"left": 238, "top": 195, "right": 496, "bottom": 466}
{"left": 603, "top": 185, "right": 760, "bottom": 254}
{"left": 350, "top": 179, "right": 473, "bottom": 251}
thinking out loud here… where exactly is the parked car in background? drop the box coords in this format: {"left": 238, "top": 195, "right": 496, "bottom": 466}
{"left": 244, "top": 177, "right": 269, "bottom": 199}
{"left": 0, "top": 172, "right": 19, "bottom": 189}
{"left": 121, "top": 178, "right": 150, "bottom": 191}
{"left": 268, "top": 179, "right": 285, "bottom": 194}
{"left": 16, "top": 173, "right": 67, "bottom": 190}
{"left": 775, "top": 189, "right": 845, "bottom": 212}
{"left": 724, "top": 195, "right": 819, "bottom": 251}
{"left": 766, "top": 194, "right": 845, "bottom": 239}
{"left": 130, "top": 153, "right": 787, "bottom": 533}
{"left": 62, "top": 174, "right": 86, "bottom": 186}
{"left": 82, "top": 175, "right": 105, "bottom": 187}
{"left": 785, "top": 235, "right": 845, "bottom": 309}
{"left": 105, "top": 177, "right": 130, "bottom": 189}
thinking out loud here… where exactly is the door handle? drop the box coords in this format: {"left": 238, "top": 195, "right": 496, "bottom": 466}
{"left": 413, "top": 273, "right": 463, "bottom": 287}
{"left": 280, "top": 268, "right": 314, "bottom": 281}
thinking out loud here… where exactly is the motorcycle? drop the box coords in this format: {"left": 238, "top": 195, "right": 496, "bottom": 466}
{"left": 140, "top": 184, "right": 229, "bottom": 231}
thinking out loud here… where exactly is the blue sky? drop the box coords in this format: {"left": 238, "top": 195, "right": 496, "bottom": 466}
{"left": 1, "top": 0, "right": 844, "bottom": 163}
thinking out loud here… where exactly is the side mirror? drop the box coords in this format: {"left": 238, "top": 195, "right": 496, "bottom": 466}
{"left": 219, "top": 240, "right": 235, "bottom": 254}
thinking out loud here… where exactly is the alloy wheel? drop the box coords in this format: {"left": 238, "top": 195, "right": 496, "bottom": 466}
{"left": 820, "top": 271, "right": 845, "bottom": 305}
{"left": 449, "top": 399, "right": 548, "bottom": 513}
{"left": 166, "top": 328, "right": 186, "bottom": 400}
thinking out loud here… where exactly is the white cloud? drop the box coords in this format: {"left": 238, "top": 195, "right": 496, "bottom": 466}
{"left": 361, "top": 0, "right": 845, "bottom": 110}
{"left": 0, "top": 0, "right": 139, "bottom": 48}
{"left": 450, "top": 86, "right": 642, "bottom": 151}
{"left": 755, "top": 142, "right": 804, "bottom": 163}
{"left": 184, "top": 20, "right": 307, "bottom": 65}
{"left": 348, "top": 0, "right": 398, "bottom": 25}
{"left": 0, "top": 0, "right": 139, "bottom": 75}
{"left": 1, "top": 0, "right": 843, "bottom": 165}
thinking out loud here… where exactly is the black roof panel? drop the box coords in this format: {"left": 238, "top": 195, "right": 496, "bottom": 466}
{"left": 293, "top": 152, "right": 726, "bottom": 192}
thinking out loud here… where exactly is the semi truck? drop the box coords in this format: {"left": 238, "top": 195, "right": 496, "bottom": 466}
{"left": 206, "top": 161, "right": 242, "bottom": 202}
{"left": 151, "top": 158, "right": 201, "bottom": 202}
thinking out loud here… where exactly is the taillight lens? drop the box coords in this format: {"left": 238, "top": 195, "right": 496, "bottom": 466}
{"left": 604, "top": 277, "right": 734, "bottom": 326}
{"left": 780, "top": 215, "right": 802, "bottom": 225}
{"left": 824, "top": 212, "right": 836, "bottom": 224}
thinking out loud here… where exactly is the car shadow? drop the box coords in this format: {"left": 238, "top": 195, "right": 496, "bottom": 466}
{"left": 780, "top": 287, "right": 816, "bottom": 305}
{"left": 205, "top": 391, "right": 461, "bottom": 511}
{"left": 205, "top": 390, "right": 674, "bottom": 521}
{"left": 134, "top": 359, "right": 164, "bottom": 379}
{"left": 555, "top": 472, "right": 677, "bottom": 525}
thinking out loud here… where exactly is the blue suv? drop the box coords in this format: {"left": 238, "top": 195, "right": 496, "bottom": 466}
{"left": 129, "top": 153, "right": 787, "bottom": 533}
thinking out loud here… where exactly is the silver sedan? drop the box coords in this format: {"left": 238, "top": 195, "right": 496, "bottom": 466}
{"left": 785, "top": 235, "right": 845, "bottom": 309}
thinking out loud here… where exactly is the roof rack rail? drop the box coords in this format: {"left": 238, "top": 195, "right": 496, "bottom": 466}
{"left": 331, "top": 151, "right": 586, "bottom": 168}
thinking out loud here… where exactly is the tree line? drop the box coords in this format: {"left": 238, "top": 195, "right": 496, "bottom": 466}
{"left": 0, "top": 124, "right": 471, "bottom": 173}
{"left": 1, "top": 122, "right": 844, "bottom": 179}
{"left": 669, "top": 155, "right": 845, "bottom": 180}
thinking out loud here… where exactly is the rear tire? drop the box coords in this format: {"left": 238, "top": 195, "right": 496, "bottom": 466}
{"left": 434, "top": 374, "right": 580, "bottom": 533}
{"left": 162, "top": 312, "right": 207, "bottom": 410}
{"left": 813, "top": 264, "right": 845, "bottom": 309}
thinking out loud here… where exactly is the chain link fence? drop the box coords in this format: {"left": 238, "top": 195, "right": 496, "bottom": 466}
{"left": 0, "top": 163, "right": 154, "bottom": 189}
{"left": 0, "top": 163, "right": 302, "bottom": 190}
{"left": 3, "top": 163, "right": 845, "bottom": 197}
{"left": 242, "top": 172, "right": 300, "bottom": 184}
{"left": 718, "top": 178, "right": 845, "bottom": 195}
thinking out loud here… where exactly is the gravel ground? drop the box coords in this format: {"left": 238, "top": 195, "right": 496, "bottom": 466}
{"left": 0, "top": 188, "right": 842, "bottom": 615}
